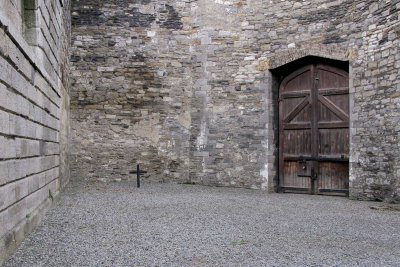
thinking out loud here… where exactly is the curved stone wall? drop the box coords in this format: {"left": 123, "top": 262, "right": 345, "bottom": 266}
{"left": 70, "top": 0, "right": 400, "bottom": 201}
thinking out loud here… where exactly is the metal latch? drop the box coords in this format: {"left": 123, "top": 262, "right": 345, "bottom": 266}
{"left": 298, "top": 159, "right": 312, "bottom": 177}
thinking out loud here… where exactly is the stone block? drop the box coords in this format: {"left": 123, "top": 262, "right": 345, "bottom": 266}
{"left": 0, "top": 210, "right": 12, "bottom": 238}
{"left": 0, "top": 161, "right": 9, "bottom": 186}
{"left": 0, "top": 137, "right": 16, "bottom": 159}
{"left": 0, "top": 179, "right": 29, "bottom": 211}
{"left": 0, "top": 83, "right": 11, "bottom": 110}
{"left": 0, "top": 110, "right": 10, "bottom": 135}
{"left": 6, "top": 199, "right": 27, "bottom": 234}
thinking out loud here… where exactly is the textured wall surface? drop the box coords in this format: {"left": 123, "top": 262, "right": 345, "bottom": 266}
{"left": 70, "top": 0, "right": 192, "bottom": 182}
{"left": 70, "top": 0, "right": 400, "bottom": 201}
{"left": 0, "top": 0, "right": 71, "bottom": 264}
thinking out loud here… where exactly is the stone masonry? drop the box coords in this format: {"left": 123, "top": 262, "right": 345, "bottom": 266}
{"left": 0, "top": 0, "right": 400, "bottom": 264}
{"left": 70, "top": 0, "right": 400, "bottom": 201}
{"left": 0, "top": 0, "right": 71, "bottom": 264}
{"left": 70, "top": 0, "right": 192, "bottom": 183}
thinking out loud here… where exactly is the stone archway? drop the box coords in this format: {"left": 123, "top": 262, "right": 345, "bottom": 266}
{"left": 266, "top": 46, "right": 355, "bottom": 70}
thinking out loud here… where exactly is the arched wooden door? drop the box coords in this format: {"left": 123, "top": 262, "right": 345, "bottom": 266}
{"left": 279, "top": 64, "right": 349, "bottom": 196}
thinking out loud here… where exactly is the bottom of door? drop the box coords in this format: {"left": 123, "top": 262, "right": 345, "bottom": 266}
{"left": 280, "top": 187, "right": 311, "bottom": 194}
{"left": 317, "top": 188, "right": 349, "bottom": 197}
{"left": 280, "top": 187, "right": 349, "bottom": 197}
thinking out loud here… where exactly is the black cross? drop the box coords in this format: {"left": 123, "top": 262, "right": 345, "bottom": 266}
{"left": 131, "top": 164, "right": 147, "bottom": 188}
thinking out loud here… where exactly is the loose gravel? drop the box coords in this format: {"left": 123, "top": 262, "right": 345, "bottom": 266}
{"left": 4, "top": 181, "right": 400, "bottom": 267}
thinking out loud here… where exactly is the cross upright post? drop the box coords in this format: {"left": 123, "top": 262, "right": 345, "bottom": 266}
{"left": 136, "top": 164, "right": 140, "bottom": 188}
{"left": 132, "top": 164, "right": 147, "bottom": 188}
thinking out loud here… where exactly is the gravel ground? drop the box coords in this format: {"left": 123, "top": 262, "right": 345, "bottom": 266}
{"left": 4, "top": 181, "right": 400, "bottom": 267}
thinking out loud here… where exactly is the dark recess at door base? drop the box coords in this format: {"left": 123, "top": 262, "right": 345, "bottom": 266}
{"left": 280, "top": 187, "right": 349, "bottom": 196}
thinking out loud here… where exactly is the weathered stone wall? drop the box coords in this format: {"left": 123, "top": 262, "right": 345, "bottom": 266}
{"left": 259, "top": 0, "right": 400, "bottom": 201}
{"left": 71, "top": 0, "right": 400, "bottom": 201}
{"left": 347, "top": 1, "right": 400, "bottom": 202}
{"left": 70, "top": 0, "right": 192, "bottom": 182}
{"left": 188, "top": 0, "right": 274, "bottom": 189}
{"left": 0, "top": 0, "right": 71, "bottom": 264}
{"left": 190, "top": 0, "right": 400, "bottom": 200}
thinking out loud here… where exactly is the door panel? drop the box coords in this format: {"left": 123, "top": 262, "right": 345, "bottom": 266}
{"left": 318, "top": 162, "right": 349, "bottom": 194}
{"left": 317, "top": 66, "right": 348, "bottom": 89}
{"left": 318, "top": 101, "right": 342, "bottom": 122}
{"left": 279, "top": 63, "right": 349, "bottom": 196}
{"left": 283, "top": 130, "right": 312, "bottom": 156}
{"left": 318, "top": 129, "right": 349, "bottom": 156}
{"left": 283, "top": 161, "right": 311, "bottom": 190}
{"left": 323, "top": 94, "right": 349, "bottom": 115}
{"left": 283, "top": 69, "right": 312, "bottom": 92}
{"left": 292, "top": 104, "right": 312, "bottom": 123}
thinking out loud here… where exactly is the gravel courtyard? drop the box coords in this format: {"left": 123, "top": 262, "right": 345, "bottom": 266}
{"left": 4, "top": 181, "right": 400, "bottom": 267}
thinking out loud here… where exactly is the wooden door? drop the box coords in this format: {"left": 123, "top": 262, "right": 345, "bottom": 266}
{"left": 279, "top": 64, "right": 349, "bottom": 196}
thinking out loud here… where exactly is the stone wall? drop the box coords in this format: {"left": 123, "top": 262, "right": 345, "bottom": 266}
{"left": 70, "top": 0, "right": 400, "bottom": 201}
{"left": 346, "top": 1, "right": 400, "bottom": 201}
{"left": 70, "top": 0, "right": 192, "bottom": 182}
{"left": 187, "top": 0, "right": 400, "bottom": 199}
{"left": 258, "top": 0, "right": 400, "bottom": 201}
{"left": 0, "top": 0, "right": 71, "bottom": 264}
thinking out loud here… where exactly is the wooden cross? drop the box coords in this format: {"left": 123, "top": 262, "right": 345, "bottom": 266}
{"left": 131, "top": 164, "right": 147, "bottom": 188}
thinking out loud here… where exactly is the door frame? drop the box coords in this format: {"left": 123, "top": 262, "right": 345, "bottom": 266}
{"left": 274, "top": 58, "right": 350, "bottom": 196}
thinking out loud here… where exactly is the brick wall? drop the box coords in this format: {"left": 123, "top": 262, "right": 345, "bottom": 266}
{"left": 0, "top": 0, "right": 70, "bottom": 263}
